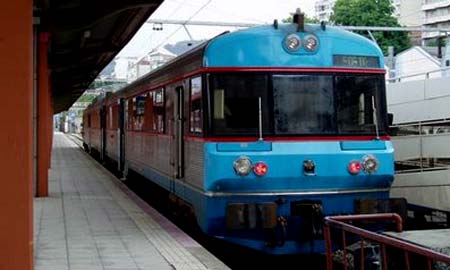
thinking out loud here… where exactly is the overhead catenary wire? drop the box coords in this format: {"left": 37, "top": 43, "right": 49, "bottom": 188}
{"left": 167, "top": 0, "right": 267, "bottom": 24}
{"left": 145, "top": 19, "right": 450, "bottom": 34}
{"left": 149, "top": 0, "right": 213, "bottom": 53}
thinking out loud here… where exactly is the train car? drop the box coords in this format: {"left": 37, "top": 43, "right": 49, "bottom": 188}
{"left": 83, "top": 98, "right": 103, "bottom": 157}
{"left": 83, "top": 17, "right": 397, "bottom": 254}
{"left": 83, "top": 92, "right": 120, "bottom": 163}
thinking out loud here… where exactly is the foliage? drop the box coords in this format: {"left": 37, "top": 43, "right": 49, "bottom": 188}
{"left": 283, "top": 15, "right": 319, "bottom": 24}
{"left": 77, "top": 94, "right": 96, "bottom": 103}
{"left": 89, "top": 79, "right": 126, "bottom": 89}
{"left": 330, "top": 0, "right": 410, "bottom": 55}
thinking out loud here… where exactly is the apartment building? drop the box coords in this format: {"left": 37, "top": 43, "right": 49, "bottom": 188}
{"left": 314, "top": 0, "right": 421, "bottom": 25}
{"left": 422, "top": 0, "right": 450, "bottom": 39}
{"left": 394, "top": 0, "right": 422, "bottom": 27}
{"left": 314, "top": 0, "right": 336, "bottom": 22}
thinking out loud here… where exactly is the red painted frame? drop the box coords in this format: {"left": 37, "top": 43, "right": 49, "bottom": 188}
{"left": 122, "top": 66, "right": 386, "bottom": 99}
{"left": 184, "top": 135, "right": 390, "bottom": 142}
{"left": 324, "top": 214, "right": 450, "bottom": 270}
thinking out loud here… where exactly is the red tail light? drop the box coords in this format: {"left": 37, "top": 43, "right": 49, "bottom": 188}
{"left": 253, "top": 162, "right": 268, "bottom": 177}
{"left": 348, "top": 161, "right": 361, "bottom": 175}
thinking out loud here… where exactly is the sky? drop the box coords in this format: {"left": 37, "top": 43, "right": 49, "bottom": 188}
{"left": 117, "top": 0, "right": 316, "bottom": 59}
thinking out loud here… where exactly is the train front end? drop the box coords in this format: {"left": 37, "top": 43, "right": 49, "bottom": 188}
{"left": 191, "top": 23, "right": 397, "bottom": 254}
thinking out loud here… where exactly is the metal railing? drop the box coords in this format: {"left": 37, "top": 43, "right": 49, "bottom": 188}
{"left": 389, "top": 66, "right": 450, "bottom": 83}
{"left": 324, "top": 213, "right": 450, "bottom": 270}
{"left": 391, "top": 120, "right": 450, "bottom": 173}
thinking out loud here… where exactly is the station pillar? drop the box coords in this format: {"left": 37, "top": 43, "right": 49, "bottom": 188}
{"left": 37, "top": 32, "right": 51, "bottom": 197}
{"left": 0, "top": 0, "right": 34, "bottom": 269}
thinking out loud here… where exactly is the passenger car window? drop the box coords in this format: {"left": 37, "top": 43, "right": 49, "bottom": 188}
{"left": 152, "top": 88, "right": 165, "bottom": 133}
{"left": 189, "top": 77, "right": 202, "bottom": 134}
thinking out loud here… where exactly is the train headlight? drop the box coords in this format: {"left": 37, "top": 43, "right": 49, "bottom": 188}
{"left": 362, "top": 155, "right": 379, "bottom": 174}
{"left": 304, "top": 35, "right": 319, "bottom": 52}
{"left": 285, "top": 34, "right": 302, "bottom": 51}
{"left": 253, "top": 162, "right": 268, "bottom": 177}
{"left": 233, "top": 156, "right": 252, "bottom": 176}
{"left": 348, "top": 160, "right": 361, "bottom": 175}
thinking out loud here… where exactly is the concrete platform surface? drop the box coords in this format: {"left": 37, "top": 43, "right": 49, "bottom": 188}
{"left": 34, "top": 132, "right": 229, "bottom": 270}
{"left": 385, "top": 229, "right": 450, "bottom": 256}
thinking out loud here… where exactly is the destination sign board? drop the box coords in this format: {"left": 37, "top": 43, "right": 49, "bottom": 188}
{"left": 333, "top": 55, "right": 380, "bottom": 68}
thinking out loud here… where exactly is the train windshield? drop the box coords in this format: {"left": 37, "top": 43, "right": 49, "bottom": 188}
{"left": 209, "top": 73, "right": 273, "bottom": 135}
{"left": 273, "top": 75, "right": 335, "bottom": 134}
{"left": 209, "top": 73, "right": 387, "bottom": 136}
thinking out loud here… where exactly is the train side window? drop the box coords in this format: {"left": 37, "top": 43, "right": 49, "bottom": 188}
{"left": 136, "top": 95, "right": 145, "bottom": 116}
{"left": 143, "top": 92, "right": 153, "bottom": 132}
{"left": 128, "top": 97, "right": 135, "bottom": 130}
{"left": 147, "top": 88, "right": 165, "bottom": 133}
{"left": 133, "top": 95, "right": 146, "bottom": 131}
{"left": 189, "top": 77, "right": 202, "bottom": 134}
{"left": 108, "top": 106, "right": 113, "bottom": 129}
{"left": 154, "top": 88, "right": 165, "bottom": 133}
{"left": 146, "top": 88, "right": 165, "bottom": 133}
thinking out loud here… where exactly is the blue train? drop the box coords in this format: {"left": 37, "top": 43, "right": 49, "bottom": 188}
{"left": 83, "top": 17, "right": 395, "bottom": 254}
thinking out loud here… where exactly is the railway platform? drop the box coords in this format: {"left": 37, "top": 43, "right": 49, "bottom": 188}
{"left": 34, "top": 132, "right": 229, "bottom": 270}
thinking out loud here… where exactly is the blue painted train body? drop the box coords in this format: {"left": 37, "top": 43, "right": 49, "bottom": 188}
{"left": 83, "top": 22, "right": 395, "bottom": 254}
{"left": 204, "top": 24, "right": 384, "bottom": 68}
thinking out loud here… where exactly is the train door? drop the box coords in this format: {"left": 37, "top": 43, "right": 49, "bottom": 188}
{"left": 100, "top": 105, "right": 107, "bottom": 161}
{"left": 172, "top": 86, "right": 185, "bottom": 193}
{"left": 118, "top": 98, "right": 126, "bottom": 173}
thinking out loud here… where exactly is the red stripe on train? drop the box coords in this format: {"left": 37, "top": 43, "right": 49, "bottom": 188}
{"left": 121, "top": 67, "right": 386, "bottom": 97}
{"left": 183, "top": 135, "right": 390, "bottom": 142}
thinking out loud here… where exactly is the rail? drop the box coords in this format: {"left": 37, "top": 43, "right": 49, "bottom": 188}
{"left": 391, "top": 120, "right": 450, "bottom": 210}
{"left": 391, "top": 120, "right": 450, "bottom": 173}
{"left": 324, "top": 213, "right": 450, "bottom": 270}
{"left": 388, "top": 66, "right": 450, "bottom": 83}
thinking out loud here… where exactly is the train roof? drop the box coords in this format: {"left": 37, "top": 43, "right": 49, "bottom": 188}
{"left": 86, "top": 23, "right": 384, "bottom": 108}
{"left": 204, "top": 23, "right": 384, "bottom": 68}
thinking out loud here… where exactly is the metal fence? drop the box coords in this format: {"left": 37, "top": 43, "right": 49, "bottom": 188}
{"left": 391, "top": 120, "right": 450, "bottom": 173}
{"left": 324, "top": 213, "right": 450, "bottom": 270}
{"left": 389, "top": 66, "right": 450, "bottom": 83}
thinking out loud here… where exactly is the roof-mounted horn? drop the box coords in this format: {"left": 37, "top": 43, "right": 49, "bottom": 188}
{"left": 293, "top": 8, "right": 305, "bottom": 32}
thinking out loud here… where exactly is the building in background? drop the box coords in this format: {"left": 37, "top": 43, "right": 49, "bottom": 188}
{"left": 394, "top": 0, "right": 422, "bottom": 27}
{"left": 56, "top": 101, "right": 90, "bottom": 133}
{"left": 314, "top": 0, "right": 335, "bottom": 22}
{"left": 313, "top": 0, "right": 421, "bottom": 25}
{"left": 393, "top": 46, "right": 442, "bottom": 81}
{"left": 127, "top": 47, "right": 176, "bottom": 81}
{"left": 114, "top": 56, "right": 138, "bottom": 81}
{"left": 393, "top": 0, "right": 402, "bottom": 19}
{"left": 422, "top": 0, "right": 450, "bottom": 40}
{"left": 392, "top": 0, "right": 423, "bottom": 45}
{"left": 125, "top": 40, "right": 207, "bottom": 82}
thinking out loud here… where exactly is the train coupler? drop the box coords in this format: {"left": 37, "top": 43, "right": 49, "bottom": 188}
{"left": 291, "top": 200, "right": 324, "bottom": 242}
{"left": 265, "top": 216, "right": 288, "bottom": 248}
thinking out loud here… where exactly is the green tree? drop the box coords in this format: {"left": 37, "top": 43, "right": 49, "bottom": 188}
{"left": 76, "top": 94, "right": 96, "bottom": 103}
{"left": 283, "top": 15, "right": 319, "bottom": 24}
{"left": 330, "top": 0, "right": 410, "bottom": 55}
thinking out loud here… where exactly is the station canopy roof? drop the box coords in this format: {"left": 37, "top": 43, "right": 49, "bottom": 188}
{"left": 38, "top": 0, "right": 163, "bottom": 113}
